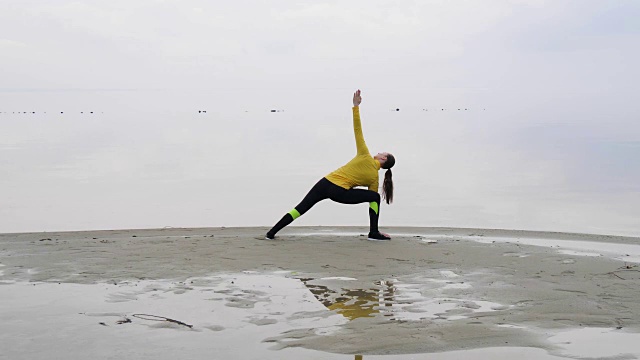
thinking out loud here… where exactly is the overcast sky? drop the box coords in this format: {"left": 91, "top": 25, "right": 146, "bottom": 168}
{"left": 1, "top": 0, "right": 637, "bottom": 93}
{"left": 1, "top": 1, "right": 639, "bottom": 234}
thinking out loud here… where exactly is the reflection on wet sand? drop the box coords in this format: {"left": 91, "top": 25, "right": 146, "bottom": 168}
{"left": 299, "top": 278, "right": 395, "bottom": 320}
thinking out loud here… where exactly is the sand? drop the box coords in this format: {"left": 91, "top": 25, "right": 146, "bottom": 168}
{"left": 1, "top": 226, "right": 640, "bottom": 359}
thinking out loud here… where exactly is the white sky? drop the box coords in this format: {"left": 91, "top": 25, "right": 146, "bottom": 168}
{"left": 1, "top": 0, "right": 637, "bottom": 93}
{"left": 1, "top": 1, "right": 639, "bottom": 234}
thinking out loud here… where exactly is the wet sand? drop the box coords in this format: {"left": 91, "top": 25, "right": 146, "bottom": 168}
{"left": 1, "top": 226, "right": 640, "bottom": 359}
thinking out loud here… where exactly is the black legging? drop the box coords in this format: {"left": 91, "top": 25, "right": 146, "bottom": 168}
{"left": 267, "top": 177, "right": 381, "bottom": 238}
{"left": 297, "top": 177, "right": 380, "bottom": 213}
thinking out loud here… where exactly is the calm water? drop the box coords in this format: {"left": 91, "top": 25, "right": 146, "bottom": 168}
{"left": 1, "top": 90, "right": 639, "bottom": 236}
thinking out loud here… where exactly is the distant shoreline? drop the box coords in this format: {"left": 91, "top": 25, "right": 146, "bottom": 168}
{"left": 2, "top": 225, "right": 639, "bottom": 242}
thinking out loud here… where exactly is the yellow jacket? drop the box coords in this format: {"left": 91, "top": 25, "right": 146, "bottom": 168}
{"left": 325, "top": 106, "right": 380, "bottom": 192}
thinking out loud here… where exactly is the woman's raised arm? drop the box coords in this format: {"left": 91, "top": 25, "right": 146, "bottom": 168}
{"left": 351, "top": 89, "right": 369, "bottom": 155}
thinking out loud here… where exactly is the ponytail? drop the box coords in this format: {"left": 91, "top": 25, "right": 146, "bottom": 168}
{"left": 382, "top": 169, "right": 393, "bottom": 204}
{"left": 380, "top": 153, "right": 395, "bottom": 204}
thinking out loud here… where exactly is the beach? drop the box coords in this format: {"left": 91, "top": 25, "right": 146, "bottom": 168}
{"left": 1, "top": 226, "right": 640, "bottom": 359}
{"left": 3, "top": 1, "right": 640, "bottom": 358}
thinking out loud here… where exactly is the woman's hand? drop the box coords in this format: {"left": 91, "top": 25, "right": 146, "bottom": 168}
{"left": 353, "top": 89, "right": 362, "bottom": 107}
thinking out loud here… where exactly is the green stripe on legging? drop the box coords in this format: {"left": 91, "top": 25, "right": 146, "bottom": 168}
{"left": 369, "top": 202, "right": 379, "bottom": 215}
{"left": 289, "top": 208, "right": 301, "bottom": 220}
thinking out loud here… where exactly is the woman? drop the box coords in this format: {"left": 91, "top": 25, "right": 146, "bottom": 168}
{"left": 266, "top": 89, "right": 396, "bottom": 241}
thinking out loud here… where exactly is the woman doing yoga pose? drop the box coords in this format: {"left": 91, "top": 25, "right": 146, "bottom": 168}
{"left": 266, "top": 89, "right": 396, "bottom": 241}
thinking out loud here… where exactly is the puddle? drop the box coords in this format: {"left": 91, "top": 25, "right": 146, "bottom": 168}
{"left": 427, "top": 234, "right": 640, "bottom": 263}
{"left": 300, "top": 278, "right": 394, "bottom": 320}
{"left": 0, "top": 272, "right": 349, "bottom": 360}
{"left": 497, "top": 323, "right": 527, "bottom": 329}
{"left": 557, "top": 249, "right": 602, "bottom": 257}
{"left": 348, "top": 349, "right": 570, "bottom": 359}
{"left": 320, "top": 277, "right": 357, "bottom": 281}
{"left": 548, "top": 327, "right": 640, "bottom": 359}
{"left": 299, "top": 272, "right": 503, "bottom": 322}
{"left": 503, "top": 252, "right": 530, "bottom": 258}
{"left": 421, "top": 238, "right": 439, "bottom": 244}
{"left": 2, "top": 271, "right": 639, "bottom": 359}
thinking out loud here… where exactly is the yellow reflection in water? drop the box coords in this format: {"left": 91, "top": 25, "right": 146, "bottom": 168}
{"left": 300, "top": 279, "right": 395, "bottom": 320}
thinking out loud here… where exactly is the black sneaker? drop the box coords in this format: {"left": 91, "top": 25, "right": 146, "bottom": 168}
{"left": 265, "top": 232, "right": 275, "bottom": 240}
{"left": 367, "top": 232, "right": 391, "bottom": 241}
